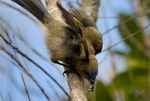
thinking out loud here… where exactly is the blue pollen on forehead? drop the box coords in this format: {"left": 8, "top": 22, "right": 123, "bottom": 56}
{"left": 91, "top": 70, "right": 98, "bottom": 79}
{"left": 89, "top": 70, "right": 98, "bottom": 84}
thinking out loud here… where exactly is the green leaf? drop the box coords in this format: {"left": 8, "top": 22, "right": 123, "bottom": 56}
{"left": 95, "top": 81, "right": 113, "bottom": 101}
{"left": 111, "top": 68, "right": 149, "bottom": 101}
{"left": 118, "top": 14, "right": 147, "bottom": 59}
{"left": 126, "top": 56, "right": 149, "bottom": 69}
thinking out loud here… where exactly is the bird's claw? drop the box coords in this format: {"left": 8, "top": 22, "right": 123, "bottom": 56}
{"left": 63, "top": 69, "right": 75, "bottom": 76}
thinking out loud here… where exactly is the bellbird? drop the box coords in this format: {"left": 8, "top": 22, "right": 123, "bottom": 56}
{"left": 12, "top": 0, "right": 103, "bottom": 91}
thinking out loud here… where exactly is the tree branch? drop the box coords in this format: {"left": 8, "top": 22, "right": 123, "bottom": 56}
{"left": 21, "top": 73, "right": 31, "bottom": 101}
{"left": 81, "top": 0, "right": 100, "bottom": 22}
{"left": 46, "top": 0, "right": 87, "bottom": 100}
{"left": 136, "top": 0, "right": 150, "bottom": 99}
{"left": 136, "top": 0, "right": 150, "bottom": 57}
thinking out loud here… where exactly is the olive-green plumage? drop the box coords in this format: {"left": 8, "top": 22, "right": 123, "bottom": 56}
{"left": 12, "top": 0, "right": 103, "bottom": 91}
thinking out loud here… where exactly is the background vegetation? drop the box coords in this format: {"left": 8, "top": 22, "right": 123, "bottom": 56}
{"left": 0, "top": 0, "right": 149, "bottom": 101}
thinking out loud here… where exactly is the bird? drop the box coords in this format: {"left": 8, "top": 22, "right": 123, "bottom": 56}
{"left": 12, "top": 0, "right": 103, "bottom": 91}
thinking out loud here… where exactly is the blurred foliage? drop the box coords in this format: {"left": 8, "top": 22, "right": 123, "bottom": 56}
{"left": 0, "top": 0, "right": 149, "bottom": 101}
{"left": 89, "top": 4, "right": 150, "bottom": 101}
{"left": 95, "top": 81, "right": 113, "bottom": 101}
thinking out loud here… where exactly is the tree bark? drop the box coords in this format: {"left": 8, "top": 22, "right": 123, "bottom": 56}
{"left": 81, "top": 0, "right": 100, "bottom": 22}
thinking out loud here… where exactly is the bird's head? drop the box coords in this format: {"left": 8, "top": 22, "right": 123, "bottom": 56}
{"left": 76, "top": 54, "right": 98, "bottom": 91}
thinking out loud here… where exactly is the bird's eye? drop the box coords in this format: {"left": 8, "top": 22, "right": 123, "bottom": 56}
{"left": 85, "top": 70, "right": 98, "bottom": 79}
{"left": 93, "top": 70, "right": 98, "bottom": 77}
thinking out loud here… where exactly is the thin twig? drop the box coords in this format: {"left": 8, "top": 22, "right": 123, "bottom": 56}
{"left": 118, "top": 19, "right": 148, "bottom": 55}
{"left": 102, "top": 23, "right": 150, "bottom": 52}
{"left": 102, "top": 16, "right": 133, "bottom": 36}
{"left": 0, "top": 45, "right": 51, "bottom": 101}
{"left": 1, "top": 46, "right": 50, "bottom": 101}
{"left": 0, "top": 2, "right": 69, "bottom": 97}
{"left": 21, "top": 73, "right": 31, "bottom": 101}
{"left": 47, "top": 80, "right": 60, "bottom": 99}
{"left": 101, "top": 10, "right": 150, "bottom": 36}
{"left": 98, "top": 16, "right": 120, "bottom": 19}
{"left": 0, "top": 15, "right": 63, "bottom": 74}
{"left": 0, "top": 52, "right": 18, "bottom": 67}
{"left": 0, "top": 32, "right": 69, "bottom": 97}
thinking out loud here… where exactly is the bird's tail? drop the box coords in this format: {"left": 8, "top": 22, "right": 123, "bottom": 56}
{"left": 12, "top": 0, "right": 52, "bottom": 23}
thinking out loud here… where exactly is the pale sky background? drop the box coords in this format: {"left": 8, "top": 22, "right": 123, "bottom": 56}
{"left": 0, "top": 0, "right": 133, "bottom": 101}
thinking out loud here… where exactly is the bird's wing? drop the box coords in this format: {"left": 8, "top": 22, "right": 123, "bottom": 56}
{"left": 12, "top": 0, "right": 52, "bottom": 23}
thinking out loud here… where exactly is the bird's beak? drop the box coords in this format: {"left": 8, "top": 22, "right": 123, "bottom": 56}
{"left": 89, "top": 84, "right": 94, "bottom": 92}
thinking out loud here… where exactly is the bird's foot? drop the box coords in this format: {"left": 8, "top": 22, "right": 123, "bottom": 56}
{"left": 63, "top": 68, "right": 76, "bottom": 76}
